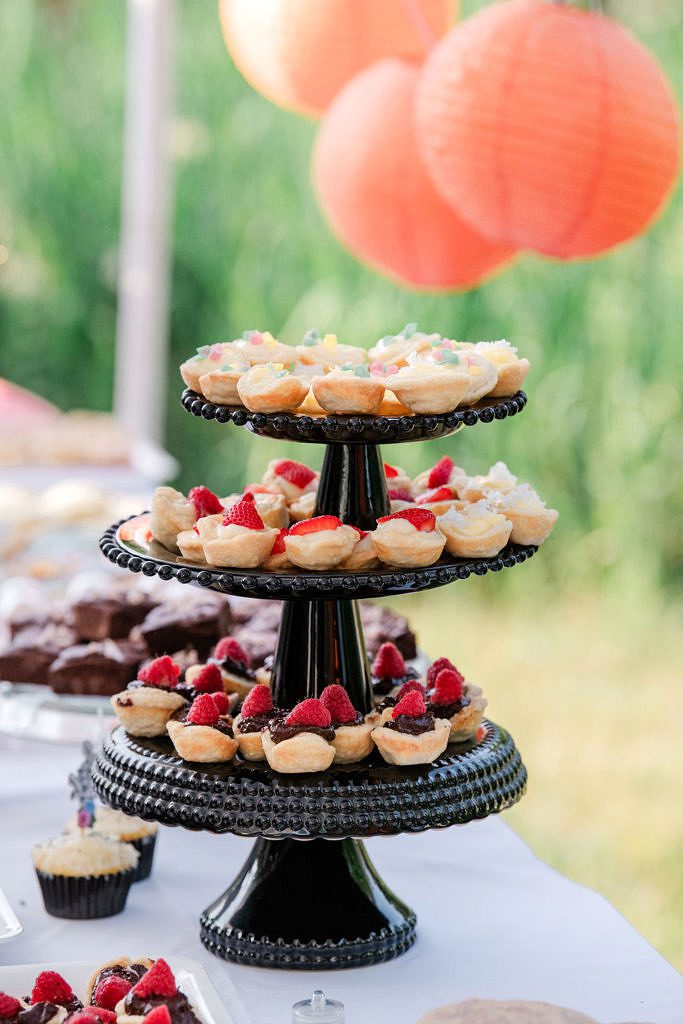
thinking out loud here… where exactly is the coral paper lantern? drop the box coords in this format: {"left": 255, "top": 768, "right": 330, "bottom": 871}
{"left": 416, "top": 0, "right": 680, "bottom": 259}
{"left": 219, "top": 0, "right": 456, "bottom": 118}
{"left": 312, "top": 59, "right": 515, "bottom": 290}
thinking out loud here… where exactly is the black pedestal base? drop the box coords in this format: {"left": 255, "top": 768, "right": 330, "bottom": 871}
{"left": 199, "top": 837, "right": 416, "bottom": 969}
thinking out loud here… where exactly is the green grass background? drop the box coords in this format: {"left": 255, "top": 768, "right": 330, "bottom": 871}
{"left": 0, "top": 0, "right": 681, "bottom": 969}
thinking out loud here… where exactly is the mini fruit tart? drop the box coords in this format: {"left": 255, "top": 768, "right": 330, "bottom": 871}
{"left": 437, "top": 345, "right": 498, "bottom": 405}
{"left": 389, "top": 360, "right": 470, "bottom": 414}
{"left": 415, "top": 486, "right": 460, "bottom": 516}
{"left": 208, "top": 636, "right": 257, "bottom": 697}
{"left": 263, "top": 528, "right": 292, "bottom": 570}
{"left": 262, "top": 458, "right": 319, "bottom": 503}
{"left": 198, "top": 358, "right": 249, "bottom": 405}
{"left": 466, "top": 339, "right": 530, "bottom": 397}
{"left": 339, "top": 528, "right": 380, "bottom": 571}
{"left": 312, "top": 364, "right": 385, "bottom": 415}
{"left": 222, "top": 487, "right": 289, "bottom": 529}
{"left": 284, "top": 516, "right": 359, "bottom": 571}
{"left": 179, "top": 342, "right": 237, "bottom": 392}
{"left": 384, "top": 462, "right": 413, "bottom": 492}
{"left": 111, "top": 656, "right": 189, "bottom": 737}
{"left": 234, "top": 329, "right": 298, "bottom": 366}
{"left": 460, "top": 461, "right": 518, "bottom": 503}
{"left": 437, "top": 500, "right": 512, "bottom": 558}
{"left": 87, "top": 959, "right": 155, "bottom": 1009}
{"left": 426, "top": 665, "right": 487, "bottom": 743}
{"left": 262, "top": 698, "right": 336, "bottom": 773}
{"left": 319, "top": 684, "right": 374, "bottom": 764}
{"left": 115, "top": 959, "right": 202, "bottom": 1024}
{"left": 287, "top": 491, "right": 317, "bottom": 523}
{"left": 0, "top": 996, "right": 27, "bottom": 1024}
{"left": 367, "top": 323, "right": 436, "bottom": 367}
{"left": 233, "top": 684, "right": 283, "bottom": 761}
{"left": 372, "top": 508, "right": 446, "bottom": 568}
{"left": 236, "top": 363, "right": 309, "bottom": 413}
{"left": 150, "top": 484, "right": 223, "bottom": 553}
{"left": 181, "top": 661, "right": 240, "bottom": 711}
{"left": 21, "top": 972, "right": 83, "bottom": 1024}
{"left": 369, "top": 679, "right": 427, "bottom": 725}
{"left": 371, "top": 691, "right": 450, "bottom": 766}
{"left": 492, "top": 484, "right": 559, "bottom": 546}
{"left": 370, "top": 642, "right": 421, "bottom": 704}
{"left": 196, "top": 494, "right": 278, "bottom": 568}
{"left": 295, "top": 329, "right": 367, "bottom": 369}
{"left": 167, "top": 692, "right": 238, "bottom": 763}
{"left": 412, "top": 455, "right": 467, "bottom": 498}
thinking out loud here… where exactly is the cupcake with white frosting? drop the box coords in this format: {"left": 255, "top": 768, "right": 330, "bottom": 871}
{"left": 32, "top": 831, "right": 138, "bottom": 919}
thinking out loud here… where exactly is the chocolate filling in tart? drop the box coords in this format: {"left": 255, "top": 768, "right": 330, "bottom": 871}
{"left": 123, "top": 993, "right": 201, "bottom": 1024}
{"left": 268, "top": 720, "right": 335, "bottom": 745}
{"left": 128, "top": 680, "right": 196, "bottom": 702}
{"left": 330, "top": 711, "right": 364, "bottom": 729}
{"left": 213, "top": 655, "right": 256, "bottom": 682}
{"left": 90, "top": 963, "right": 149, "bottom": 997}
{"left": 171, "top": 706, "right": 234, "bottom": 737}
{"left": 237, "top": 709, "right": 285, "bottom": 734}
{"left": 428, "top": 696, "right": 471, "bottom": 719}
{"left": 20, "top": 998, "right": 82, "bottom": 1024}
{"left": 371, "top": 666, "right": 420, "bottom": 697}
{"left": 384, "top": 713, "right": 436, "bottom": 735}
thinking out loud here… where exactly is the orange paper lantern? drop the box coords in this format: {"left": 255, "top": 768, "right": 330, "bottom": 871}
{"left": 219, "top": 0, "right": 456, "bottom": 118}
{"left": 416, "top": 0, "right": 680, "bottom": 259}
{"left": 312, "top": 59, "right": 515, "bottom": 290}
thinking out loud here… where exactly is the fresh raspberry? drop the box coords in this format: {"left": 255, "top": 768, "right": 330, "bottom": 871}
{"left": 426, "top": 657, "right": 462, "bottom": 689}
{"left": 188, "top": 485, "right": 223, "bottom": 518}
{"left": 273, "top": 459, "right": 316, "bottom": 489}
{"left": 187, "top": 693, "right": 220, "bottom": 726}
{"left": 371, "top": 642, "right": 406, "bottom": 679}
{"left": 132, "top": 961, "right": 176, "bottom": 1000}
{"left": 241, "top": 684, "right": 273, "bottom": 718}
{"left": 396, "top": 679, "right": 426, "bottom": 700}
{"left": 0, "top": 995, "right": 21, "bottom": 1019}
{"left": 138, "top": 655, "right": 180, "bottom": 688}
{"left": 383, "top": 463, "right": 399, "bottom": 479}
{"left": 319, "top": 684, "right": 357, "bottom": 725}
{"left": 223, "top": 494, "right": 264, "bottom": 531}
{"left": 430, "top": 668, "right": 464, "bottom": 704}
{"left": 392, "top": 691, "right": 427, "bottom": 719}
{"left": 428, "top": 456, "right": 454, "bottom": 489}
{"left": 214, "top": 637, "right": 251, "bottom": 668}
{"left": 211, "top": 691, "right": 231, "bottom": 716}
{"left": 142, "top": 1008, "right": 172, "bottom": 1024}
{"left": 31, "top": 972, "right": 74, "bottom": 1007}
{"left": 191, "top": 663, "right": 223, "bottom": 693}
{"left": 288, "top": 515, "right": 342, "bottom": 535}
{"left": 417, "top": 486, "right": 455, "bottom": 504}
{"left": 69, "top": 1010, "right": 117, "bottom": 1024}
{"left": 92, "top": 976, "right": 132, "bottom": 1011}
{"left": 270, "top": 528, "right": 287, "bottom": 555}
{"left": 377, "top": 508, "right": 436, "bottom": 532}
{"left": 285, "top": 698, "right": 332, "bottom": 728}
{"left": 388, "top": 488, "right": 413, "bottom": 502}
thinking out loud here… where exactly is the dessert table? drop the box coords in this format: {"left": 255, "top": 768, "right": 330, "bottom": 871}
{"left": 2, "top": 735, "right": 682, "bottom": 1024}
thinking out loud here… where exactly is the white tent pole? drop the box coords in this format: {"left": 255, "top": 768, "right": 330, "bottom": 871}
{"left": 114, "top": 0, "right": 174, "bottom": 445}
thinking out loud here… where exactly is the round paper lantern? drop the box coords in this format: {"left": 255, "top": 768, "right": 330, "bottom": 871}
{"left": 219, "top": 0, "right": 456, "bottom": 118}
{"left": 312, "top": 59, "right": 515, "bottom": 290}
{"left": 416, "top": 0, "right": 680, "bottom": 259}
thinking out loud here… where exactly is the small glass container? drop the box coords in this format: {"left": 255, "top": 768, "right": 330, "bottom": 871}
{"left": 292, "top": 990, "right": 345, "bottom": 1024}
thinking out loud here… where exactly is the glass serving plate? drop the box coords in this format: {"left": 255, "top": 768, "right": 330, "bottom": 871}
{"left": 0, "top": 681, "right": 114, "bottom": 745}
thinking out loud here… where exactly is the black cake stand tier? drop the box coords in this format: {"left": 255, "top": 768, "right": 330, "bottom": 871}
{"left": 93, "top": 388, "right": 532, "bottom": 969}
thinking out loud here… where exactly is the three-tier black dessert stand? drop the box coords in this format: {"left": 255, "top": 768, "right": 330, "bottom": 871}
{"left": 93, "top": 388, "right": 532, "bottom": 970}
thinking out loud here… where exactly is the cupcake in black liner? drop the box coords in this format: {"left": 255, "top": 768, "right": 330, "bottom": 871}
{"left": 32, "top": 832, "right": 138, "bottom": 919}
{"left": 65, "top": 808, "right": 157, "bottom": 883}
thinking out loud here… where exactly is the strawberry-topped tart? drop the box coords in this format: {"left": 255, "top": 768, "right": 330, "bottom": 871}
{"left": 284, "top": 515, "right": 359, "bottom": 571}
{"left": 195, "top": 493, "right": 278, "bottom": 568}
{"left": 151, "top": 485, "right": 223, "bottom": 554}
{"left": 87, "top": 961, "right": 154, "bottom": 1010}
{"left": 207, "top": 636, "right": 256, "bottom": 697}
{"left": 19, "top": 972, "right": 83, "bottom": 1024}
{"left": 262, "top": 698, "right": 336, "bottom": 773}
{"left": 371, "top": 691, "right": 450, "bottom": 766}
{"left": 221, "top": 485, "right": 289, "bottom": 530}
{"left": 371, "top": 508, "right": 446, "bottom": 568}
{"left": 115, "top": 960, "right": 201, "bottom": 1024}
{"left": 426, "top": 659, "right": 488, "bottom": 743}
{"left": 262, "top": 459, "right": 319, "bottom": 504}
{"left": 319, "top": 684, "right": 374, "bottom": 764}
{"left": 111, "top": 656, "right": 189, "bottom": 737}
{"left": 233, "top": 683, "right": 283, "bottom": 761}
{"left": 411, "top": 455, "right": 466, "bottom": 498}
{"left": 339, "top": 526, "right": 380, "bottom": 571}
{"left": 383, "top": 462, "right": 412, "bottom": 492}
{"left": 370, "top": 642, "right": 420, "bottom": 703}
{"left": 167, "top": 691, "right": 237, "bottom": 763}
{"left": 415, "top": 485, "right": 460, "bottom": 517}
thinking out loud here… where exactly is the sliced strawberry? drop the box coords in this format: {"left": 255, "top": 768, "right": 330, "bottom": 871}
{"left": 285, "top": 698, "right": 332, "bottom": 728}
{"left": 430, "top": 668, "right": 464, "bottom": 704}
{"left": 377, "top": 508, "right": 436, "bottom": 532}
{"left": 188, "top": 485, "right": 223, "bottom": 519}
{"left": 0, "top": 995, "right": 21, "bottom": 1020}
{"left": 223, "top": 494, "right": 264, "bottom": 531}
{"left": 388, "top": 488, "right": 413, "bottom": 502}
{"left": 417, "top": 486, "right": 456, "bottom": 505}
{"left": 191, "top": 663, "right": 223, "bottom": 693}
{"left": 69, "top": 1010, "right": 118, "bottom": 1024}
{"left": 187, "top": 693, "right": 220, "bottom": 726}
{"left": 427, "top": 456, "right": 454, "bottom": 489}
{"left": 426, "top": 657, "right": 462, "bottom": 689}
{"left": 384, "top": 463, "right": 399, "bottom": 479}
{"left": 396, "top": 679, "right": 426, "bottom": 700}
{"left": 392, "top": 691, "right": 427, "bottom": 718}
{"left": 272, "top": 459, "right": 316, "bottom": 489}
{"left": 211, "top": 691, "right": 231, "bottom": 716}
{"left": 288, "top": 515, "right": 342, "bottom": 536}
{"left": 319, "top": 684, "right": 357, "bottom": 725}
{"left": 92, "top": 976, "right": 132, "bottom": 1011}
{"left": 31, "top": 972, "right": 74, "bottom": 1007}
{"left": 132, "top": 962, "right": 177, "bottom": 1001}
{"left": 138, "top": 655, "right": 180, "bottom": 688}
{"left": 372, "top": 642, "right": 406, "bottom": 679}
{"left": 270, "top": 528, "right": 287, "bottom": 555}
{"left": 214, "top": 637, "right": 251, "bottom": 668}
{"left": 142, "top": 1008, "right": 172, "bottom": 1024}
{"left": 240, "top": 684, "right": 273, "bottom": 717}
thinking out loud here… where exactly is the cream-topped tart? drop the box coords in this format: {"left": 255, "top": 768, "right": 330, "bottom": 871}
{"left": 460, "top": 461, "right": 518, "bottom": 503}
{"left": 389, "top": 358, "right": 470, "bottom": 414}
{"left": 295, "top": 329, "right": 366, "bottom": 369}
{"left": 372, "top": 508, "right": 445, "bottom": 568}
{"left": 150, "top": 484, "right": 223, "bottom": 553}
{"left": 312, "top": 363, "right": 385, "bottom": 415}
{"left": 367, "top": 323, "right": 437, "bottom": 367}
{"left": 284, "top": 515, "right": 358, "bottom": 570}
{"left": 491, "top": 483, "right": 559, "bottom": 545}
{"left": 262, "top": 459, "right": 318, "bottom": 503}
{"left": 437, "top": 500, "right": 512, "bottom": 557}
{"left": 236, "top": 362, "right": 308, "bottom": 413}
{"left": 179, "top": 342, "right": 237, "bottom": 392}
{"left": 468, "top": 339, "right": 530, "bottom": 396}
{"left": 411, "top": 455, "right": 467, "bottom": 498}
{"left": 233, "top": 329, "right": 298, "bottom": 366}
{"left": 196, "top": 494, "right": 278, "bottom": 567}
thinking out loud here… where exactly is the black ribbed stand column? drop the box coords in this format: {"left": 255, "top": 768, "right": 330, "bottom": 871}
{"left": 316, "top": 442, "right": 390, "bottom": 529}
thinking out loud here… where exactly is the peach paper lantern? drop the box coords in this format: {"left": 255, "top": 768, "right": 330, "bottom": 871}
{"left": 416, "top": 0, "right": 680, "bottom": 259}
{"left": 312, "top": 59, "right": 515, "bottom": 290}
{"left": 219, "top": 0, "right": 456, "bottom": 118}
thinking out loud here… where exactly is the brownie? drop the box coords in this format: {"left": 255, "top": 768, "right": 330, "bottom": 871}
{"left": 70, "top": 594, "right": 158, "bottom": 641}
{"left": 0, "top": 623, "right": 79, "bottom": 685}
{"left": 48, "top": 639, "right": 148, "bottom": 696}
{"left": 227, "top": 595, "right": 267, "bottom": 625}
{"left": 233, "top": 627, "right": 275, "bottom": 668}
{"left": 140, "top": 595, "right": 232, "bottom": 658}
{"left": 8, "top": 612, "right": 60, "bottom": 641}
{"left": 360, "top": 603, "right": 417, "bottom": 660}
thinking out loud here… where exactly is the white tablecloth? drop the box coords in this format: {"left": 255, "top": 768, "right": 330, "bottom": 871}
{"left": 1, "top": 735, "right": 681, "bottom": 1023}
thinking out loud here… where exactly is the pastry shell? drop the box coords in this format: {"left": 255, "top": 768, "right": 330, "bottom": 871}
{"left": 237, "top": 369, "right": 308, "bottom": 413}
{"left": 167, "top": 718, "right": 238, "bottom": 762}
{"left": 111, "top": 687, "right": 187, "bottom": 738}
{"left": 288, "top": 492, "right": 317, "bottom": 522}
{"left": 457, "top": 352, "right": 498, "bottom": 405}
{"left": 339, "top": 533, "right": 381, "bottom": 571}
{"left": 312, "top": 373, "right": 385, "bottom": 415}
{"left": 371, "top": 520, "right": 446, "bottom": 568}
{"left": 330, "top": 720, "right": 375, "bottom": 764}
{"left": 412, "top": 465, "right": 467, "bottom": 498}
{"left": 197, "top": 518, "right": 278, "bottom": 568}
{"left": 377, "top": 390, "right": 413, "bottom": 416}
{"left": 233, "top": 714, "right": 267, "bottom": 761}
{"left": 493, "top": 486, "right": 559, "bottom": 545}
{"left": 390, "top": 366, "right": 470, "bottom": 414}
{"left": 151, "top": 486, "right": 196, "bottom": 553}
{"left": 198, "top": 366, "right": 246, "bottom": 405}
{"left": 284, "top": 524, "right": 358, "bottom": 570}
{"left": 437, "top": 504, "right": 512, "bottom": 558}
{"left": 179, "top": 343, "right": 237, "bottom": 391}
{"left": 262, "top": 460, "right": 319, "bottom": 503}
{"left": 86, "top": 957, "right": 155, "bottom": 1004}
{"left": 446, "top": 685, "right": 487, "bottom": 743}
{"left": 489, "top": 357, "right": 530, "bottom": 397}
{"left": 372, "top": 718, "right": 450, "bottom": 765}
{"left": 262, "top": 730, "right": 335, "bottom": 773}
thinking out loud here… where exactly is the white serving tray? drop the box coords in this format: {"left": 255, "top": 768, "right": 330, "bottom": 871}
{"left": 0, "top": 958, "right": 241, "bottom": 1024}
{"left": 0, "top": 887, "right": 22, "bottom": 942}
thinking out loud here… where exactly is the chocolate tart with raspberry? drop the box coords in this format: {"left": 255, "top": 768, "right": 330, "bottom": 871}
{"left": 115, "top": 961, "right": 201, "bottom": 1024}
{"left": 20, "top": 973, "right": 82, "bottom": 1024}
{"left": 232, "top": 684, "right": 283, "bottom": 761}
{"left": 370, "top": 642, "right": 420, "bottom": 704}
{"left": 0, "top": 994, "right": 26, "bottom": 1024}
{"left": 111, "top": 657, "right": 189, "bottom": 738}
{"left": 319, "top": 685, "right": 374, "bottom": 764}
{"left": 372, "top": 691, "right": 450, "bottom": 766}
{"left": 262, "top": 698, "right": 335, "bottom": 773}
{"left": 87, "top": 959, "right": 154, "bottom": 1010}
{"left": 167, "top": 692, "right": 237, "bottom": 763}
{"left": 179, "top": 661, "right": 239, "bottom": 712}
{"left": 426, "top": 660, "right": 488, "bottom": 743}
{"left": 206, "top": 636, "right": 256, "bottom": 698}
{"left": 370, "top": 679, "right": 427, "bottom": 725}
